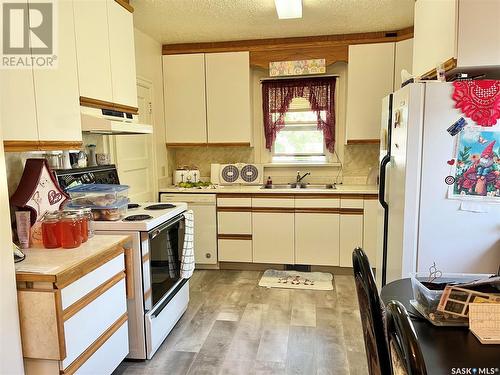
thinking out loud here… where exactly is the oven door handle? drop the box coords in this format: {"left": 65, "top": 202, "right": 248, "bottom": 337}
{"left": 148, "top": 213, "right": 184, "bottom": 240}
{"left": 150, "top": 229, "right": 161, "bottom": 240}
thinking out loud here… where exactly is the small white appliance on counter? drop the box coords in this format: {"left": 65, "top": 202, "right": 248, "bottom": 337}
{"left": 377, "top": 82, "right": 500, "bottom": 288}
{"left": 173, "top": 168, "right": 201, "bottom": 185}
{"left": 211, "top": 163, "right": 263, "bottom": 185}
{"left": 53, "top": 166, "right": 190, "bottom": 360}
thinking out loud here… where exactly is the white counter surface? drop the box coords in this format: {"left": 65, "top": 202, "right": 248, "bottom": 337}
{"left": 159, "top": 184, "right": 378, "bottom": 195}
{"left": 15, "top": 235, "right": 130, "bottom": 275}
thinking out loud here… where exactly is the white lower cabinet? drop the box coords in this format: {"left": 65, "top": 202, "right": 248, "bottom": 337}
{"left": 17, "top": 252, "right": 129, "bottom": 375}
{"left": 362, "top": 199, "right": 380, "bottom": 266}
{"left": 219, "top": 239, "right": 253, "bottom": 262}
{"left": 212, "top": 194, "right": 376, "bottom": 267}
{"left": 339, "top": 214, "right": 364, "bottom": 267}
{"left": 295, "top": 213, "right": 340, "bottom": 266}
{"left": 252, "top": 212, "right": 294, "bottom": 264}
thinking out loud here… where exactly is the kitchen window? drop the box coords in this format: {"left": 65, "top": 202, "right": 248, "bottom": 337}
{"left": 262, "top": 77, "right": 336, "bottom": 164}
{"left": 272, "top": 97, "right": 327, "bottom": 163}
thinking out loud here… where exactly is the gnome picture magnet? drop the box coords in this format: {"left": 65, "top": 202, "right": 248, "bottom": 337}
{"left": 448, "top": 126, "right": 500, "bottom": 202}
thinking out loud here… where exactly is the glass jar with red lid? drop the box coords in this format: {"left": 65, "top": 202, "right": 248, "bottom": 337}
{"left": 41, "top": 211, "right": 61, "bottom": 249}
{"left": 60, "top": 213, "right": 82, "bottom": 249}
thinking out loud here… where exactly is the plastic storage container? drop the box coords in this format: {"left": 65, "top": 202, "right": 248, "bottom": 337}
{"left": 65, "top": 198, "right": 128, "bottom": 221}
{"left": 410, "top": 272, "right": 492, "bottom": 326}
{"left": 65, "top": 184, "right": 129, "bottom": 221}
{"left": 66, "top": 184, "right": 129, "bottom": 205}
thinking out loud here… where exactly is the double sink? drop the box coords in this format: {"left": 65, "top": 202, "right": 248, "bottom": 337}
{"left": 260, "top": 183, "right": 337, "bottom": 190}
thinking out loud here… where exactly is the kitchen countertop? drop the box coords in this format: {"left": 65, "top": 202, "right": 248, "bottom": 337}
{"left": 15, "top": 235, "right": 131, "bottom": 284}
{"left": 159, "top": 184, "right": 378, "bottom": 195}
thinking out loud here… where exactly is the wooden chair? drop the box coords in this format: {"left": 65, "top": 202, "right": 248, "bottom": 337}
{"left": 352, "top": 248, "right": 391, "bottom": 375}
{"left": 385, "top": 300, "right": 428, "bottom": 375}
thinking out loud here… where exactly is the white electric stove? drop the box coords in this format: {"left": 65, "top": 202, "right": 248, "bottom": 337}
{"left": 92, "top": 202, "right": 188, "bottom": 231}
{"left": 52, "top": 167, "right": 191, "bottom": 360}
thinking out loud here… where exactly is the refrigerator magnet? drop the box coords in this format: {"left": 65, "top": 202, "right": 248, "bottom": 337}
{"left": 445, "top": 176, "right": 455, "bottom": 185}
{"left": 447, "top": 117, "right": 467, "bottom": 136}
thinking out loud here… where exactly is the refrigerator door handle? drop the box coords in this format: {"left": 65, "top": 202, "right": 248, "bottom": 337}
{"left": 379, "top": 154, "right": 390, "bottom": 209}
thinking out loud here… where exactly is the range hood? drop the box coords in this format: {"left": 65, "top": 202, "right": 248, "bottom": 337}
{"left": 81, "top": 107, "right": 153, "bottom": 135}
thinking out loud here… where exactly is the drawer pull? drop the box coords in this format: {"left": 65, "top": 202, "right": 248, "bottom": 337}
{"left": 124, "top": 247, "right": 134, "bottom": 299}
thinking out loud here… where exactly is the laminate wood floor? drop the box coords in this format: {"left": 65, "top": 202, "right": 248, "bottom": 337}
{"left": 113, "top": 270, "right": 368, "bottom": 375}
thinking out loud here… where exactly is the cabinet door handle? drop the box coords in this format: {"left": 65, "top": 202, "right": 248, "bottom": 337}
{"left": 124, "top": 247, "right": 134, "bottom": 299}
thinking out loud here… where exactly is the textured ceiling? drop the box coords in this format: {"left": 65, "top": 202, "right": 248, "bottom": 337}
{"left": 131, "top": 0, "right": 415, "bottom": 44}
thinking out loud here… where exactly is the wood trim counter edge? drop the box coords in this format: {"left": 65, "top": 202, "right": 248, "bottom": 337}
{"left": 218, "top": 234, "right": 252, "bottom": 240}
{"left": 4, "top": 141, "right": 83, "bottom": 152}
{"left": 61, "top": 313, "right": 128, "bottom": 375}
{"left": 166, "top": 142, "right": 251, "bottom": 147}
{"left": 114, "top": 0, "right": 134, "bottom": 13}
{"left": 16, "top": 238, "right": 131, "bottom": 287}
{"left": 346, "top": 139, "right": 380, "bottom": 145}
{"left": 80, "top": 96, "right": 138, "bottom": 115}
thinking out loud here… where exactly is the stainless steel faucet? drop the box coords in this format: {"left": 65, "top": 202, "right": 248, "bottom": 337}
{"left": 296, "top": 171, "right": 311, "bottom": 183}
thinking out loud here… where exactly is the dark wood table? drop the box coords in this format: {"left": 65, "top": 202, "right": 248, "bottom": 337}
{"left": 381, "top": 278, "right": 500, "bottom": 374}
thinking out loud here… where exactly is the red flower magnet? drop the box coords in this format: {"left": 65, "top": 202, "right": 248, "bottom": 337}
{"left": 452, "top": 80, "right": 500, "bottom": 127}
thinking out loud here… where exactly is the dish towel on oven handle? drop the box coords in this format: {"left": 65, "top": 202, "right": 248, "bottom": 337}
{"left": 180, "top": 210, "right": 195, "bottom": 279}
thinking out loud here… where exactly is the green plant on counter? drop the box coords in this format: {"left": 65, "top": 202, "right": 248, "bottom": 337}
{"left": 177, "top": 181, "right": 212, "bottom": 188}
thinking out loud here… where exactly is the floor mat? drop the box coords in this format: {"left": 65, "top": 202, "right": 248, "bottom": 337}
{"left": 258, "top": 269, "right": 333, "bottom": 290}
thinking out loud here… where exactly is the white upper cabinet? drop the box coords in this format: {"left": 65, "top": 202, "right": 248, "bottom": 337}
{"left": 107, "top": 0, "right": 138, "bottom": 108}
{"left": 163, "top": 54, "right": 207, "bottom": 144}
{"left": 163, "top": 52, "right": 252, "bottom": 145}
{"left": 1, "top": 0, "right": 80, "bottom": 144}
{"left": 0, "top": 69, "right": 38, "bottom": 141}
{"left": 205, "top": 52, "right": 251, "bottom": 144}
{"left": 35, "top": 0, "right": 81, "bottom": 142}
{"left": 413, "top": 0, "right": 500, "bottom": 77}
{"left": 346, "top": 42, "right": 395, "bottom": 142}
{"left": 73, "top": 0, "right": 137, "bottom": 109}
{"left": 73, "top": 0, "right": 113, "bottom": 103}
{"left": 394, "top": 38, "right": 413, "bottom": 91}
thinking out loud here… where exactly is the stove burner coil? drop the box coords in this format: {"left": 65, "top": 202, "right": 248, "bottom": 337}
{"left": 123, "top": 214, "right": 153, "bottom": 221}
{"left": 144, "top": 204, "right": 176, "bottom": 210}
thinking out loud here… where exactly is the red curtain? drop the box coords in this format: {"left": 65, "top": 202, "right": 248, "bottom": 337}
{"left": 262, "top": 77, "right": 336, "bottom": 152}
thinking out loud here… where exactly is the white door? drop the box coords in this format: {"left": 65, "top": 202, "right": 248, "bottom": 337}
{"left": 112, "top": 80, "right": 155, "bottom": 202}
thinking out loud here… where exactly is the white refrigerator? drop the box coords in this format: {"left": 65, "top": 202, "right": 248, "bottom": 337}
{"left": 377, "top": 82, "right": 500, "bottom": 287}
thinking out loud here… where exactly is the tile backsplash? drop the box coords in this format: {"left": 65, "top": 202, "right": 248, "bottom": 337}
{"left": 168, "top": 143, "right": 379, "bottom": 185}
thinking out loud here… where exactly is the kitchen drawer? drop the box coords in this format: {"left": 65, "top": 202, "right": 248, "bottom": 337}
{"left": 252, "top": 197, "right": 294, "bottom": 208}
{"left": 62, "top": 278, "right": 127, "bottom": 368}
{"left": 218, "top": 211, "right": 252, "bottom": 234}
{"left": 340, "top": 198, "right": 364, "bottom": 209}
{"left": 217, "top": 196, "right": 252, "bottom": 207}
{"left": 61, "top": 254, "right": 124, "bottom": 309}
{"left": 218, "top": 239, "right": 252, "bottom": 262}
{"left": 65, "top": 319, "right": 129, "bottom": 375}
{"left": 294, "top": 197, "right": 340, "bottom": 209}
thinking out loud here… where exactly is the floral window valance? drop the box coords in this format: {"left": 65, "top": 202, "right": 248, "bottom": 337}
{"left": 262, "top": 77, "right": 336, "bottom": 152}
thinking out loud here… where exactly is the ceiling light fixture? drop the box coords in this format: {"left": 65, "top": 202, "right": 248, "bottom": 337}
{"left": 274, "top": 0, "right": 302, "bottom": 19}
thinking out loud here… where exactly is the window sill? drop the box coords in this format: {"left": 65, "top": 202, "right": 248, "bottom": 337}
{"left": 264, "top": 162, "right": 341, "bottom": 168}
